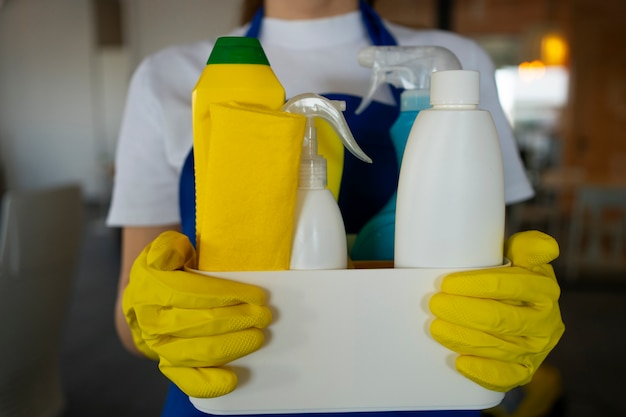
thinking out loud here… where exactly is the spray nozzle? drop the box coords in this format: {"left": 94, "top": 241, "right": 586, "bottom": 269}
{"left": 282, "top": 93, "right": 371, "bottom": 189}
{"left": 355, "top": 46, "right": 461, "bottom": 115}
{"left": 282, "top": 93, "right": 371, "bottom": 164}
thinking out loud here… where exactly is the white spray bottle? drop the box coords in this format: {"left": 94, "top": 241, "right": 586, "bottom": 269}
{"left": 351, "top": 46, "right": 461, "bottom": 261}
{"left": 394, "top": 70, "right": 505, "bottom": 268}
{"left": 282, "top": 93, "right": 372, "bottom": 270}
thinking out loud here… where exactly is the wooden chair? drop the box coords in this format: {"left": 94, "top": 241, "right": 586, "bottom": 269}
{"left": 566, "top": 185, "right": 626, "bottom": 280}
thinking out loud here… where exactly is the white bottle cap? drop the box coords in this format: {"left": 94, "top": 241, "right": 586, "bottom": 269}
{"left": 430, "top": 70, "right": 479, "bottom": 106}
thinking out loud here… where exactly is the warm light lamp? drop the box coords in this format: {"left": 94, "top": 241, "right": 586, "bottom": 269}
{"left": 522, "top": 23, "right": 569, "bottom": 67}
{"left": 541, "top": 32, "right": 568, "bottom": 66}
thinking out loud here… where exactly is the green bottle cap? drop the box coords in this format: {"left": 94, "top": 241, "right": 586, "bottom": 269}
{"left": 207, "top": 37, "right": 270, "bottom": 65}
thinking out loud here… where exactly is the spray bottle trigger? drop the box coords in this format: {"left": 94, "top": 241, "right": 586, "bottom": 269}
{"left": 282, "top": 93, "right": 372, "bottom": 164}
{"left": 355, "top": 45, "right": 462, "bottom": 114}
{"left": 355, "top": 69, "right": 385, "bottom": 115}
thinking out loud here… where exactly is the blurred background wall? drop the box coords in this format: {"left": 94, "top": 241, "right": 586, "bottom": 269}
{"left": 0, "top": 0, "right": 243, "bottom": 202}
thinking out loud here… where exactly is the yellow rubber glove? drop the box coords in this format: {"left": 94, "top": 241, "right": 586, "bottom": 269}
{"left": 122, "top": 231, "right": 272, "bottom": 398}
{"left": 429, "top": 230, "right": 565, "bottom": 392}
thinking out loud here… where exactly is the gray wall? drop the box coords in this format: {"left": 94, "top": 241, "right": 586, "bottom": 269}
{"left": 0, "top": 0, "right": 242, "bottom": 201}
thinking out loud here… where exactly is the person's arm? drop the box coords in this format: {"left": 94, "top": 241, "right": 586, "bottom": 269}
{"left": 114, "top": 224, "right": 181, "bottom": 356}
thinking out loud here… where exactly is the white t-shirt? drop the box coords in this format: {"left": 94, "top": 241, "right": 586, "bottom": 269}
{"left": 107, "top": 11, "right": 533, "bottom": 227}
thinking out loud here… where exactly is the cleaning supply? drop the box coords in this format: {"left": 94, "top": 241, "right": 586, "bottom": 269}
{"left": 429, "top": 230, "right": 564, "bottom": 392}
{"left": 350, "top": 46, "right": 461, "bottom": 261}
{"left": 282, "top": 93, "right": 372, "bottom": 270}
{"left": 192, "top": 36, "right": 306, "bottom": 271}
{"left": 394, "top": 70, "right": 505, "bottom": 268}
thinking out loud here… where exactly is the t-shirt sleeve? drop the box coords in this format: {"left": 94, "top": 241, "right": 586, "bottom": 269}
{"left": 469, "top": 45, "right": 535, "bottom": 204}
{"left": 106, "top": 56, "right": 182, "bottom": 227}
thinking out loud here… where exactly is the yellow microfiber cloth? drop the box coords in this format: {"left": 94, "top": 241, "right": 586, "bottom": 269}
{"left": 196, "top": 102, "right": 306, "bottom": 271}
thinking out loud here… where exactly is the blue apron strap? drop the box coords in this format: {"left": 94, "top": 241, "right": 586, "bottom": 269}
{"left": 245, "top": 6, "right": 264, "bottom": 38}
{"left": 245, "top": 0, "right": 398, "bottom": 46}
{"left": 358, "top": 0, "right": 397, "bottom": 46}
{"left": 245, "top": 1, "right": 401, "bottom": 104}
{"left": 244, "top": 1, "right": 404, "bottom": 162}
{"left": 246, "top": 1, "right": 397, "bottom": 46}
{"left": 180, "top": 150, "right": 196, "bottom": 246}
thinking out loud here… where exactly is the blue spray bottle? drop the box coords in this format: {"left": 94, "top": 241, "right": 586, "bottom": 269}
{"left": 350, "top": 46, "right": 461, "bottom": 261}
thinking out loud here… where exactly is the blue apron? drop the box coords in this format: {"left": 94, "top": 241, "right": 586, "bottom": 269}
{"left": 167, "top": 2, "right": 479, "bottom": 416}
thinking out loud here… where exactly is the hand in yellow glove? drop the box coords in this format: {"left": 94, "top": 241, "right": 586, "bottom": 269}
{"left": 429, "top": 230, "right": 565, "bottom": 392}
{"left": 122, "top": 231, "right": 272, "bottom": 398}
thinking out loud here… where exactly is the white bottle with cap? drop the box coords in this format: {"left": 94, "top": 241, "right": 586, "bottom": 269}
{"left": 394, "top": 70, "right": 505, "bottom": 268}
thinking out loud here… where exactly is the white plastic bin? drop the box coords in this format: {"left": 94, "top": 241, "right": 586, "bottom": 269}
{"left": 188, "top": 264, "right": 506, "bottom": 415}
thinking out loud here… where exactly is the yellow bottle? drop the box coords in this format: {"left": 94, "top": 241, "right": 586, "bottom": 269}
{"left": 192, "top": 37, "right": 305, "bottom": 271}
